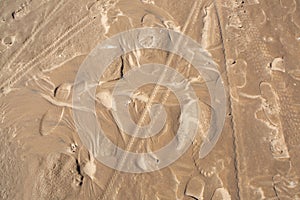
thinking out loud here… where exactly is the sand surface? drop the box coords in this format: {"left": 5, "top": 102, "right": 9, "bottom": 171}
{"left": 1, "top": 0, "right": 300, "bottom": 199}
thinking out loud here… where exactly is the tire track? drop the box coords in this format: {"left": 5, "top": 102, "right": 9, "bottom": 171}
{"left": 212, "top": 1, "right": 268, "bottom": 199}
{"left": 99, "top": 1, "right": 204, "bottom": 199}
{"left": 0, "top": 13, "right": 95, "bottom": 94}
{"left": 1, "top": 0, "right": 67, "bottom": 79}
{"left": 229, "top": 1, "right": 272, "bottom": 81}
{"left": 212, "top": 1, "right": 241, "bottom": 199}
{"left": 213, "top": 0, "right": 293, "bottom": 199}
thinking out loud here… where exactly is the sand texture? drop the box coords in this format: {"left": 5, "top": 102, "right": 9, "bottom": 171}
{"left": 1, "top": 0, "right": 300, "bottom": 199}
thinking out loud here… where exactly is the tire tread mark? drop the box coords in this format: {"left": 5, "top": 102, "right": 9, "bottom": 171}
{"left": 1, "top": 0, "right": 66, "bottom": 77}
{"left": 0, "top": 14, "right": 95, "bottom": 93}
{"left": 99, "top": 1, "right": 204, "bottom": 199}
{"left": 213, "top": 1, "right": 241, "bottom": 199}
{"left": 215, "top": 0, "right": 293, "bottom": 199}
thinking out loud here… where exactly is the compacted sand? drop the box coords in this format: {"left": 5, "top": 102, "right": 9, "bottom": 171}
{"left": 1, "top": 0, "right": 300, "bottom": 199}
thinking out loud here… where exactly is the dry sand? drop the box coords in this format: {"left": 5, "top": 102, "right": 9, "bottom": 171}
{"left": 0, "top": 0, "right": 300, "bottom": 199}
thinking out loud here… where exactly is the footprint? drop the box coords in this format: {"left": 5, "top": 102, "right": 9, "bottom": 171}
{"left": 82, "top": 155, "right": 96, "bottom": 181}
{"left": 227, "top": 59, "right": 247, "bottom": 88}
{"left": 86, "top": 0, "right": 108, "bottom": 18}
{"left": 273, "top": 172, "right": 300, "bottom": 199}
{"left": 96, "top": 90, "right": 113, "bottom": 110}
{"left": 258, "top": 82, "right": 280, "bottom": 125}
{"left": 212, "top": 188, "right": 232, "bottom": 200}
{"left": 32, "top": 153, "right": 82, "bottom": 199}
{"left": 192, "top": 141, "right": 225, "bottom": 178}
{"left": 141, "top": 13, "right": 162, "bottom": 27}
{"left": 54, "top": 83, "right": 72, "bottom": 102}
{"left": 249, "top": 7, "right": 267, "bottom": 25}
{"left": 227, "top": 59, "right": 247, "bottom": 101}
{"left": 201, "top": 3, "right": 222, "bottom": 49}
{"left": 270, "top": 57, "right": 285, "bottom": 72}
{"left": 244, "top": 0, "right": 260, "bottom": 5}
{"left": 256, "top": 82, "right": 290, "bottom": 159}
{"left": 185, "top": 175, "right": 205, "bottom": 199}
{"left": 292, "top": 9, "right": 300, "bottom": 29}
{"left": 163, "top": 20, "right": 180, "bottom": 31}
{"left": 12, "top": 1, "right": 31, "bottom": 20}
{"left": 2, "top": 36, "right": 15, "bottom": 47}
{"left": 86, "top": 0, "right": 116, "bottom": 33}
{"left": 288, "top": 69, "right": 300, "bottom": 81}
{"left": 198, "top": 159, "right": 224, "bottom": 178}
{"left": 40, "top": 83, "right": 72, "bottom": 136}
{"left": 227, "top": 14, "right": 243, "bottom": 29}
{"left": 266, "top": 0, "right": 287, "bottom": 19}
{"left": 140, "top": 0, "right": 155, "bottom": 5}
{"left": 280, "top": 0, "right": 297, "bottom": 14}
{"left": 39, "top": 107, "right": 64, "bottom": 136}
{"left": 137, "top": 28, "right": 169, "bottom": 48}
